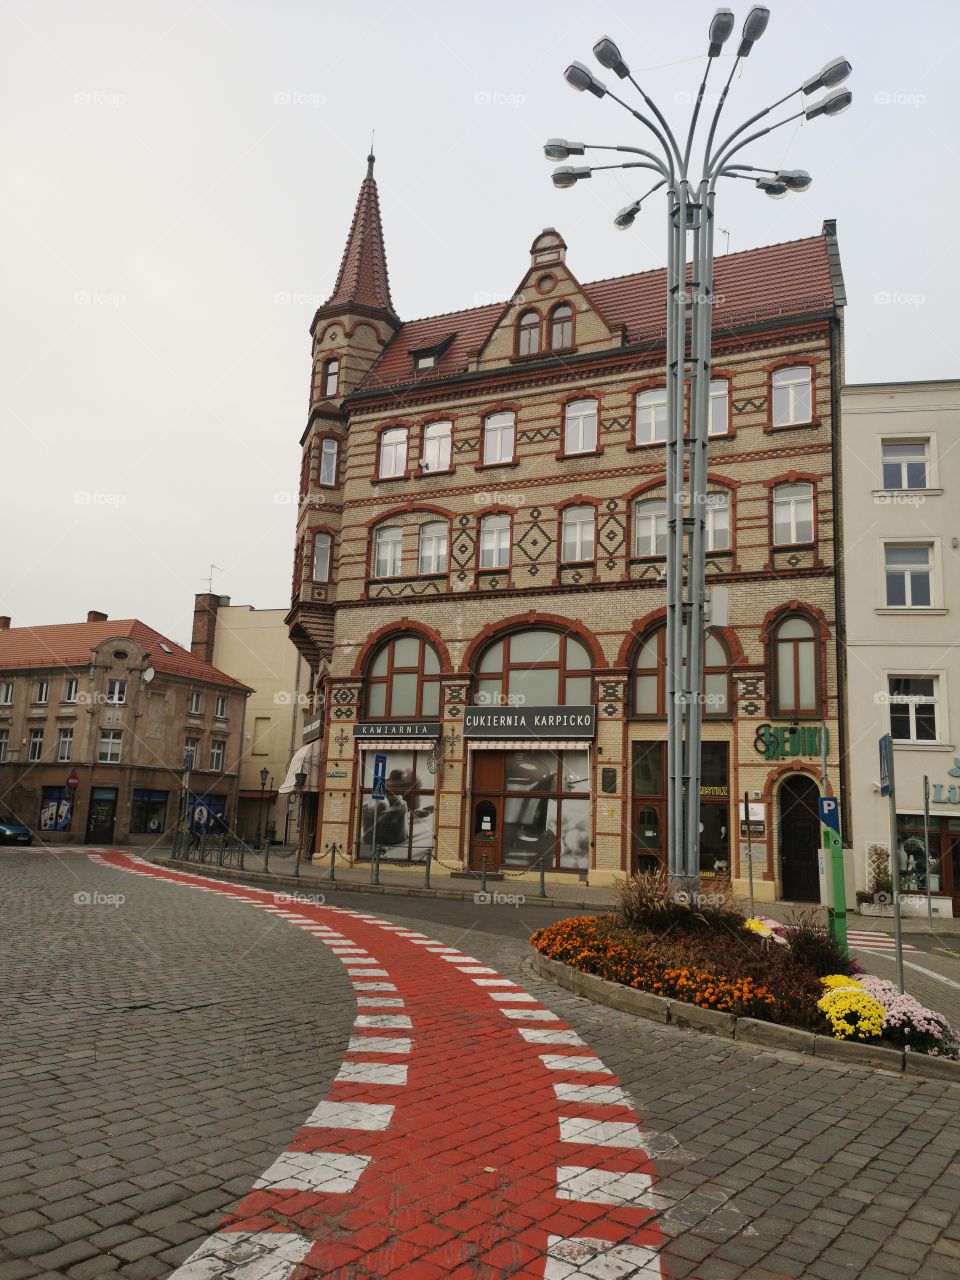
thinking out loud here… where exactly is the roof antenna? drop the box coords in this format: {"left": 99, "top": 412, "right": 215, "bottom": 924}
{"left": 204, "top": 564, "right": 223, "bottom": 594}
{"left": 718, "top": 227, "right": 731, "bottom": 255}
{"left": 366, "top": 130, "right": 375, "bottom": 178}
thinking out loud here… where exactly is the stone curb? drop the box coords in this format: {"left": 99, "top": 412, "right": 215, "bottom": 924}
{"left": 529, "top": 951, "right": 960, "bottom": 1082}
{"left": 143, "top": 856, "right": 605, "bottom": 912}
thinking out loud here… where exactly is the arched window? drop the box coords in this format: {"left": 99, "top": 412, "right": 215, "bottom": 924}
{"left": 323, "top": 358, "right": 340, "bottom": 398}
{"left": 482, "top": 411, "right": 515, "bottom": 465}
{"left": 473, "top": 629, "right": 592, "bottom": 707}
{"left": 517, "top": 310, "right": 541, "bottom": 356}
{"left": 561, "top": 506, "right": 595, "bottom": 563}
{"left": 632, "top": 625, "right": 730, "bottom": 718}
{"left": 318, "top": 438, "right": 338, "bottom": 487}
{"left": 418, "top": 521, "right": 448, "bottom": 575}
{"left": 379, "top": 427, "right": 408, "bottom": 479}
{"left": 564, "top": 399, "right": 598, "bottom": 454}
{"left": 373, "top": 525, "right": 403, "bottom": 578}
{"left": 365, "top": 635, "right": 441, "bottom": 718}
{"left": 420, "top": 421, "right": 452, "bottom": 472}
{"left": 771, "top": 614, "right": 819, "bottom": 716}
{"left": 772, "top": 483, "right": 814, "bottom": 545}
{"left": 634, "top": 498, "right": 667, "bottom": 557}
{"left": 772, "top": 366, "right": 812, "bottom": 426}
{"left": 311, "top": 532, "right": 332, "bottom": 583}
{"left": 551, "top": 304, "right": 574, "bottom": 350}
{"left": 635, "top": 388, "right": 668, "bottom": 444}
{"left": 479, "top": 514, "right": 511, "bottom": 569}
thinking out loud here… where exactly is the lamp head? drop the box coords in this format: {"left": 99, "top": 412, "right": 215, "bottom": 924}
{"left": 708, "top": 8, "right": 735, "bottom": 57}
{"left": 777, "top": 169, "right": 813, "bottom": 192}
{"left": 259, "top": 766, "right": 269, "bottom": 786}
{"left": 756, "top": 176, "right": 788, "bottom": 199}
{"left": 614, "top": 200, "right": 642, "bottom": 230}
{"left": 802, "top": 56, "right": 852, "bottom": 95}
{"left": 593, "top": 36, "right": 629, "bottom": 78}
{"left": 805, "top": 86, "right": 853, "bottom": 119}
{"left": 737, "top": 5, "right": 770, "bottom": 56}
{"left": 544, "top": 138, "right": 585, "bottom": 161}
{"left": 551, "top": 166, "right": 591, "bottom": 188}
{"left": 564, "top": 61, "right": 607, "bottom": 98}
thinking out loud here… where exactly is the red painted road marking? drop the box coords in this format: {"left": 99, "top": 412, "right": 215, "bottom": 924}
{"left": 86, "top": 852, "right": 667, "bottom": 1278}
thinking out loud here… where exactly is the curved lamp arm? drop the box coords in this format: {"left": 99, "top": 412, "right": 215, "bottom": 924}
{"left": 709, "top": 109, "right": 804, "bottom": 186}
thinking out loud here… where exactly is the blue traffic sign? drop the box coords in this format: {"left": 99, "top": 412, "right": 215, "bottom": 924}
{"left": 818, "top": 796, "right": 840, "bottom": 835}
{"left": 372, "top": 752, "right": 387, "bottom": 800}
{"left": 879, "top": 734, "right": 892, "bottom": 798}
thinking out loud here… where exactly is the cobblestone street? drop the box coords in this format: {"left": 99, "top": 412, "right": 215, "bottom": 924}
{"left": 2, "top": 849, "right": 959, "bottom": 1279}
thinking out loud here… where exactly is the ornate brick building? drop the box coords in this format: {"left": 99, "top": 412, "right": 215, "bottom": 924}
{"left": 287, "top": 155, "right": 848, "bottom": 898}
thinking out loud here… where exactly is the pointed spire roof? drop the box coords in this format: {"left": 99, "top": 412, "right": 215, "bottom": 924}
{"left": 324, "top": 153, "right": 397, "bottom": 317}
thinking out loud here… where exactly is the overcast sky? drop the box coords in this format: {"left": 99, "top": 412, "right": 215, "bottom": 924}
{"left": 2, "top": 0, "right": 955, "bottom": 645}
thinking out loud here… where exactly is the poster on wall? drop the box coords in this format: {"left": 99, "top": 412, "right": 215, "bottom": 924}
{"left": 39, "top": 787, "right": 73, "bottom": 831}
{"left": 187, "top": 794, "right": 226, "bottom": 833}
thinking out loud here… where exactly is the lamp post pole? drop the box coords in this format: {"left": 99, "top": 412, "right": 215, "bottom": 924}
{"left": 256, "top": 765, "right": 269, "bottom": 867}
{"left": 292, "top": 769, "right": 307, "bottom": 878}
{"left": 547, "top": 10, "right": 852, "bottom": 886}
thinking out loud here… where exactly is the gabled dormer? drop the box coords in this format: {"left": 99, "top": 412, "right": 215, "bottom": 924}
{"left": 474, "top": 228, "right": 617, "bottom": 371}
{"left": 308, "top": 154, "right": 401, "bottom": 411}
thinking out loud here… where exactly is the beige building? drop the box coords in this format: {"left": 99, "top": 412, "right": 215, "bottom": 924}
{"left": 191, "top": 595, "right": 316, "bottom": 847}
{"left": 0, "top": 611, "right": 248, "bottom": 844}
{"left": 842, "top": 380, "right": 960, "bottom": 918}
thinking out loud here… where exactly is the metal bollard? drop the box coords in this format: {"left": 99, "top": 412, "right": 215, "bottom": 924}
{"left": 327, "top": 842, "right": 338, "bottom": 881}
{"left": 424, "top": 848, "right": 432, "bottom": 890}
{"left": 481, "top": 853, "right": 488, "bottom": 896}
{"left": 263, "top": 840, "right": 270, "bottom": 876}
{"left": 238, "top": 839, "right": 245, "bottom": 872}
{"left": 292, "top": 841, "right": 302, "bottom": 878}
{"left": 539, "top": 852, "right": 547, "bottom": 898}
{"left": 371, "top": 841, "right": 381, "bottom": 886}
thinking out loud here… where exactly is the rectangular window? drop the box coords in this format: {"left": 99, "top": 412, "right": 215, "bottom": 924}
{"left": 420, "top": 422, "right": 452, "bottom": 472}
{"left": 359, "top": 748, "right": 436, "bottom": 864}
{"left": 561, "top": 506, "right": 595, "bottom": 563}
{"left": 210, "top": 740, "right": 225, "bottom": 772}
{"left": 634, "top": 500, "right": 667, "bottom": 556}
{"left": 318, "top": 438, "right": 338, "bottom": 486}
{"left": 215, "top": 695, "right": 228, "bottom": 719}
{"left": 34, "top": 680, "right": 48, "bottom": 704}
{"left": 482, "top": 412, "right": 515, "bottom": 465}
{"left": 563, "top": 399, "right": 598, "bottom": 454}
{"left": 130, "top": 789, "right": 168, "bottom": 835}
{"left": 885, "top": 544, "right": 932, "bottom": 607}
{"left": 772, "top": 366, "right": 812, "bottom": 426}
{"left": 63, "top": 678, "right": 78, "bottom": 703}
{"left": 708, "top": 380, "right": 729, "bottom": 437}
{"left": 0, "top": 681, "right": 12, "bottom": 705}
{"left": 635, "top": 389, "right": 667, "bottom": 444}
{"left": 251, "top": 718, "right": 270, "bottom": 756}
{"left": 28, "top": 728, "right": 44, "bottom": 761}
{"left": 106, "top": 679, "right": 127, "bottom": 705}
{"left": 479, "top": 515, "right": 511, "bottom": 569}
{"left": 882, "top": 439, "right": 928, "bottom": 490}
{"left": 98, "top": 730, "right": 122, "bottom": 763}
{"left": 184, "top": 735, "right": 200, "bottom": 768}
{"left": 374, "top": 526, "right": 403, "bottom": 578}
{"left": 773, "top": 483, "right": 814, "bottom": 546}
{"left": 189, "top": 691, "right": 203, "bottom": 715}
{"left": 57, "top": 728, "right": 74, "bottom": 762}
{"left": 889, "top": 676, "right": 938, "bottom": 742}
{"left": 705, "top": 493, "right": 729, "bottom": 551}
{"left": 418, "top": 522, "right": 448, "bottom": 575}
{"left": 0, "top": 729, "right": 9, "bottom": 762}
{"left": 312, "top": 532, "right": 332, "bottom": 583}
{"left": 379, "top": 427, "right": 408, "bottom": 478}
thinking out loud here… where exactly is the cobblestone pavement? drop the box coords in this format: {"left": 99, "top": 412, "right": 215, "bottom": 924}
{"left": 2, "top": 850, "right": 959, "bottom": 1279}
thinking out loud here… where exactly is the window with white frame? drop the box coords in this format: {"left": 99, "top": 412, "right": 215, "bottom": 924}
{"left": 882, "top": 438, "right": 929, "bottom": 490}
{"left": 517, "top": 310, "right": 540, "bottom": 356}
{"left": 312, "top": 532, "right": 332, "bottom": 583}
{"left": 0, "top": 729, "right": 7, "bottom": 762}
{"left": 0, "top": 681, "right": 12, "bottom": 705}
{"left": 189, "top": 691, "right": 203, "bottom": 715}
{"left": 479, "top": 514, "right": 511, "bottom": 569}
{"left": 63, "top": 677, "right": 78, "bottom": 703}
{"left": 184, "top": 736, "right": 200, "bottom": 768}
{"left": 772, "top": 483, "right": 814, "bottom": 545}
{"left": 482, "top": 411, "right": 515, "bottom": 465}
{"left": 561, "top": 506, "right": 595, "bottom": 563}
{"left": 772, "top": 366, "right": 812, "bottom": 426}
{"left": 373, "top": 526, "right": 403, "bottom": 578}
{"left": 215, "top": 695, "right": 228, "bottom": 719}
{"left": 106, "top": 679, "right": 126, "bottom": 705}
{"left": 28, "top": 728, "right": 43, "bottom": 761}
{"left": 635, "top": 388, "right": 667, "bottom": 444}
{"left": 420, "top": 421, "right": 452, "bottom": 472}
{"left": 705, "top": 492, "right": 730, "bottom": 551}
{"left": 888, "top": 676, "right": 938, "bottom": 742}
{"left": 57, "top": 727, "right": 74, "bottom": 762}
{"left": 418, "top": 522, "right": 448, "bottom": 575}
{"left": 634, "top": 498, "right": 667, "bottom": 557}
{"left": 34, "top": 680, "right": 48, "bottom": 704}
{"left": 318, "top": 438, "right": 338, "bottom": 486}
{"left": 210, "top": 740, "right": 225, "bottom": 771}
{"left": 379, "top": 427, "right": 408, "bottom": 478}
{"left": 708, "top": 379, "right": 729, "bottom": 436}
{"left": 98, "top": 730, "right": 122, "bottom": 763}
{"left": 323, "top": 358, "right": 339, "bottom": 398}
{"left": 564, "top": 399, "right": 598, "bottom": 454}
{"left": 884, "top": 544, "right": 933, "bottom": 608}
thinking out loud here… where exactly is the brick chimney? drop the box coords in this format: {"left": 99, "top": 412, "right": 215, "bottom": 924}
{"left": 0, "top": 617, "right": 10, "bottom": 631}
{"left": 191, "top": 593, "right": 229, "bottom": 665}
{"left": 87, "top": 610, "right": 108, "bottom": 623}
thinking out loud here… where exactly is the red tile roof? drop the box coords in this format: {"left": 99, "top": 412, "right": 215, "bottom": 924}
{"left": 324, "top": 155, "right": 396, "bottom": 316}
{"left": 0, "top": 619, "right": 250, "bottom": 690}
{"left": 356, "top": 232, "right": 837, "bottom": 393}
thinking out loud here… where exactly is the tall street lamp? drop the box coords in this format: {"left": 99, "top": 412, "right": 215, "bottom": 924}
{"left": 548, "top": 8, "right": 852, "bottom": 884}
{"left": 256, "top": 765, "right": 269, "bottom": 860}
{"left": 292, "top": 768, "right": 308, "bottom": 877}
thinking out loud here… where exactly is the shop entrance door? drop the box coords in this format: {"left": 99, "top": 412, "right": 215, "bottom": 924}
{"left": 778, "top": 775, "right": 821, "bottom": 901}
{"left": 631, "top": 801, "right": 665, "bottom": 875}
{"left": 470, "top": 753, "right": 503, "bottom": 871}
{"left": 85, "top": 787, "right": 118, "bottom": 844}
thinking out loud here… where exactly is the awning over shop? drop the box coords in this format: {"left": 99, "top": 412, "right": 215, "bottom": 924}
{"left": 354, "top": 739, "right": 437, "bottom": 752}
{"left": 278, "top": 741, "right": 322, "bottom": 793}
{"left": 467, "top": 740, "right": 590, "bottom": 751}
{"left": 238, "top": 789, "right": 279, "bottom": 800}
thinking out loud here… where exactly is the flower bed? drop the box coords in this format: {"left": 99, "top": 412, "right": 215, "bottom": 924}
{"left": 530, "top": 885, "right": 959, "bottom": 1058}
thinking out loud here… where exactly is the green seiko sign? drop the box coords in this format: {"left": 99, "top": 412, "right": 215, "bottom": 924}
{"left": 754, "top": 723, "right": 829, "bottom": 762}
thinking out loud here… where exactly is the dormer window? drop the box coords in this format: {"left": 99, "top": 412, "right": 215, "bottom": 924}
{"left": 517, "top": 310, "right": 541, "bottom": 356}
{"left": 415, "top": 353, "right": 437, "bottom": 370}
{"left": 323, "top": 358, "right": 340, "bottom": 398}
{"left": 551, "top": 304, "right": 574, "bottom": 350}
{"left": 409, "top": 333, "right": 454, "bottom": 374}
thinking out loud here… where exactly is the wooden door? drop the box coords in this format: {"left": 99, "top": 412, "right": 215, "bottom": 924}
{"left": 470, "top": 753, "right": 503, "bottom": 870}
{"left": 779, "top": 775, "right": 821, "bottom": 902}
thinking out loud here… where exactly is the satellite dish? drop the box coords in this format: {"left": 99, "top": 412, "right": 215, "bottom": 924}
{"left": 142, "top": 667, "right": 156, "bottom": 684}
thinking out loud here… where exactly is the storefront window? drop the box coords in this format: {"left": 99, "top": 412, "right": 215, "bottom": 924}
{"left": 895, "top": 813, "right": 939, "bottom": 893}
{"left": 359, "top": 749, "right": 435, "bottom": 863}
{"left": 131, "top": 789, "right": 169, "bottom": 835}
{"left": 629, "top": 740, "right": 728, "bottom": 878}
{"left": 365, "top": 635, "right": 441, "bottom": 719}
{"left": 497, "top": 748, "right": 590, "bottom": 871}
{"left": 472, "top": 629, "right": 592, "bottom": 707}
{"left": 39, "top": 786, "right": 73, "bottom": 831}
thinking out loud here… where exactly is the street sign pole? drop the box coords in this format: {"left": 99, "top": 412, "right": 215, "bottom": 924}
{"left": 743, "top": 790, "right": 755, "bottom": 920}
{"left": 923, "top": 774, "right": 933, "bottom": 931}
{"left": 370, "top": 753, "right": 387, "bottom": 887}
{"left": 819, "top": 795, "right": 847, "bottom": 953}
{"left": 879, "top": 734, "right": 905, "bottom": 993}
